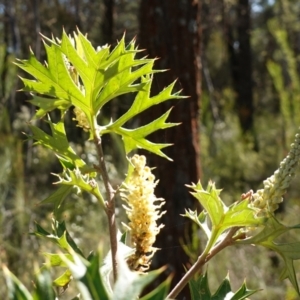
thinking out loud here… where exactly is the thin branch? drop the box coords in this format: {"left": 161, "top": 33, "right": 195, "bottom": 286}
{"left": 167, "top": 227, "right": 240, "bottom": 299}
{"left": 94, "top": 134, "right": 118, "bottom": 282}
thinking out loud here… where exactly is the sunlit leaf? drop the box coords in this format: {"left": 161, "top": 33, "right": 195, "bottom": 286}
{"left": 27, "top": 119, "right": 88, "bottom": 172}
{"left": 17, "top": 29, "right": 183, "bottom": 160}
{"left": 188, "top": 181, "right": 225, "bottom": 227}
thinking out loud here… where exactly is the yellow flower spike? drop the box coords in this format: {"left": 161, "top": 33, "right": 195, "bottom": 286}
{"left": 121, "top": 154, "right": 165, "bottom": 272}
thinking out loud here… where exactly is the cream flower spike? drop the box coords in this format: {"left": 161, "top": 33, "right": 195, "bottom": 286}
{"left": 120, "top": 154, "right": 166, "bottom": 272}
{"left": 250, "top": 132, "right": 300, "bottom": 217}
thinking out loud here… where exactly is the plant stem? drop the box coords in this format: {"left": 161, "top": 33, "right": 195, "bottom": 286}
{"left": 167, "top": 227, "right": 239, "bottom": 299}
{"left": 94, "top": 134, "right": 118, "bottom": 282}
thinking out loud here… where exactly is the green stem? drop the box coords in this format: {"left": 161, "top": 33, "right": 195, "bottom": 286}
{"left": 167, "top": 227, "right": 239, "bottom": 299}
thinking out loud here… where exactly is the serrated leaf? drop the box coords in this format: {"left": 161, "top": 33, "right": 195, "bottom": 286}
{"left": 187, "top": 181, "right": 264, "bottom": 246}
{"left": 189, "top": 271, "right": 211, "bottom": 300}
{"left": 55, "top": 168, "right": 105, "bottom": 206}
{"left": 114, "top": 108, "right": 178, "bottom": 160}
{"left": 110, "top": 79, "right": 183, "bottom": 129}
{"left": 230, "top": 281, "right": 259, "bottom": 300}
{"left": 189, "top": 271, "right": 259, "bottom": 300}
{"left": 211, "top": 274, "right": 231, "bottom": 300}
{"left": 28, "top": 119, "right": 88, "bottom": 172}
{"left": 188, "top": 181, "right": 225, "bottom": 227}
{"left": 239, "top": 216, "right": 300, "bottom": 294}
{"left": 16, "top": 44, "right": 85, "bottom": 109}
{"left": 17, "top": 29, "right": 183, "bottom": 160}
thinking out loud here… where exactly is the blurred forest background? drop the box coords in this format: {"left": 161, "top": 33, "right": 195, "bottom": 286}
{"left": 1, "top": 0, "right": 300, "bottom": 299}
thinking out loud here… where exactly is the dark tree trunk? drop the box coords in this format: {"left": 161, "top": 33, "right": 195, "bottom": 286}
{"left": 227, "top": 0, "right": 254, "bottom": 132}
{"left": 102, "top": 0, "right": 115, "bottom": 45}
{"left": 139, "top": 0, "right": 202, "bottom": 298}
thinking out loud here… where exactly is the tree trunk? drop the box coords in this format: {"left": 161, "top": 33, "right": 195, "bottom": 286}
{"left": 227, "top": 0, "right": 254, "bottom": 132}
{"left": 139, "top": 0, "right": 202, "bottom": 297}
{"left": 102, "top": 0, "right": 115, "bottom": 44}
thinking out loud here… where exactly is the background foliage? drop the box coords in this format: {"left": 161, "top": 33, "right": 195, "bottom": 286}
{"left": 2, "top": 0, "right": 300, "bottom": 299}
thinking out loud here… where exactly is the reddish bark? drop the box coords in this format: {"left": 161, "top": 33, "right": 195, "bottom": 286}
{"left": 139, "top": 0, "right": 202, "bottom": 297}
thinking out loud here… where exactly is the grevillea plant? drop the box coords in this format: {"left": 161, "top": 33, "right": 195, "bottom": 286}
{"left": 4, "top": 30, "right": 300, "bottom": 299}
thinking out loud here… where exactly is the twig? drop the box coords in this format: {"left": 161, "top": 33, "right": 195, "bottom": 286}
{"left": 94, "top": 134, "right": 118, "bottom": 282}
{"left": 167, "top": 227, "right": 240, "bottom": 299}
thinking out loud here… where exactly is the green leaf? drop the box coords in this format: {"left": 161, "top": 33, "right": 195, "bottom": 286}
{"left": 239, "top": 216, "right": 300, "bottom": 294}
{"left": 32, "top": 269, "right": 56, "bottom": 300}
{"left": 55, "top": 168, "right": 104, "bottom": 206}
{"left": 17, "top": 29, "right": 182, "bottom": 160}
{"left": 115, "top": 108, "right": 179, "bottom": 160}
{"left": 43, "top": 253, "right": 73, "bottom": 267}
{"left": 230, "top": 281, "right": 260, "bottom": 300}
{"left": 222, "top": 199, "right": 266, "bottom": 230}
{"left": 189, "top": 271, "right": 259, "bottom": 300}
{"left": 187, "top": 181, "right": 264, "bottom": 244}
{"left": 53, "top": 269, "right": 72, "bottom": 288}
{"left": 140, "top": 275, "right": 172, "bottom": 300}
{"left": 3, "top": 265, "right": 33, "bottom": 300}
{"left": 28, "top": 119, "right": 88, "bottom": 172}
{"left": 63, "top": 250, "right": 110, "bottom": 300}
{"left": 188, "top": 181, "right": 225, "bottom": 227}
{"left": 29, "top": 96, "right": 70, "bottom": 119}
{"left": 32, "top": 220, "right": 84, "bottom": 257}
{"left": 109, "top": 79, "right": 183, "bottom": 129}
{"left": 39, "top": 185, "right": 73, "bottom": 217}
{"left": 189, "top": 271, "right": 211, "bottom": 300}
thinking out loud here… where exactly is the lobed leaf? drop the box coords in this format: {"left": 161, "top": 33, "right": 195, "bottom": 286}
{"left": 239, "top": 216, "right": 300, "bottom": 294}
{"left": 17, "top": 29, "right": 183, "bottom": 160}
{"left": 188, "top": 181, "right": 226, "bottom": 227}
{"left": 27, "top": 119, "right": 88, "bottom": 172}
{"left": 55, "top": 168, "right": 105, "bottom": 206}
{"left": 114, "top": 108, "right": 178, "bottom": 160}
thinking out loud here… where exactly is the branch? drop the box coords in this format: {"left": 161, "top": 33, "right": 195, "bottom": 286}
{"left": 167, "top": 227, "right": 240, "bottom": 299}
{"left": 94, "top": 134, "right": 118, "bottom": 282}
